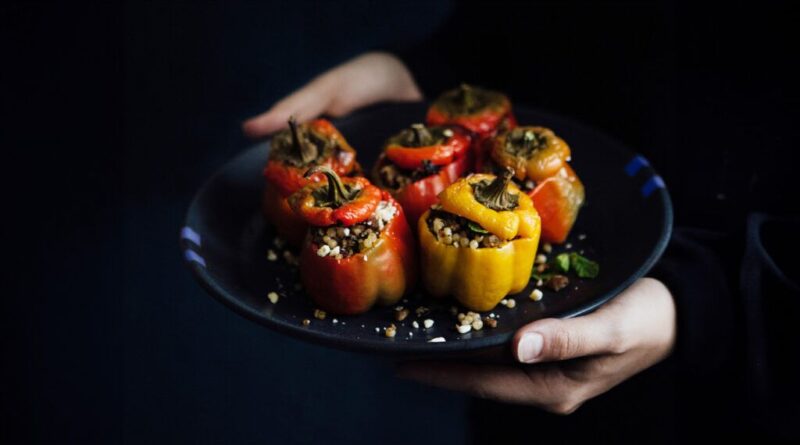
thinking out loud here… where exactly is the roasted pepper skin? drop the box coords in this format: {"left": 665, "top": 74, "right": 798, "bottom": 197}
{"left": 419, "top": 172, "right": 541, "bottom": 311}
{"left": 418, "top": 209, "right": 540, "bottom": 312}
{"left": 489, "top": 126, "right": 571, "bottom": 183}
{"left": 289, "top": 175, "right": 381, "bottom": 227}
{"left": 438, "top": 173, "right": 540, "bottom": 241}
{"left": 529, "top": 165, "right": 585, "bottom": 244}
{"left": 426, "top": 85, "right": 516, "bottom": 166}
{"left": 299, "top": 193, "right": 417, "bottom": 315}
{"left": 390, "top": 151, "right": 472, "bottom": 227}
{"left": 384, "top": 132, "right": 470, "bottom": 170}
{"left": 262, "top": 119, "right": 359, "bottom": 246}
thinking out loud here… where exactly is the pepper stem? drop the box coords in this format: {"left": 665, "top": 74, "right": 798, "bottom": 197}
{"left": 288, "top": 116, "right": 318, "bottom": 165}
{"left": 458, "top": 83, "right": 475, "bottom": 111}
{"left": 305, "top": 166, "right": 359, "bottom": 208}
{"left": 410, "top": 123, "right": 432, "bottom": 146}
{"left": 473, "top": 167, "right": 519, "bottom": 211}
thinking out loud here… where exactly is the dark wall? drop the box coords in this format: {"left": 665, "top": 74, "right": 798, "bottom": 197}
{"left": 3, "top": 1, "right": 467, "bottom": 444}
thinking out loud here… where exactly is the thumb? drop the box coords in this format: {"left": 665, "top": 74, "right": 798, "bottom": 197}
{"left": 512, "top": 310, "right": 623, "bottom": 364}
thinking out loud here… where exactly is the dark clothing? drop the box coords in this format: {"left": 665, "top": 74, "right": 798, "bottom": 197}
{"left": 395, "top": 1, "right": 800, "bottom": 441}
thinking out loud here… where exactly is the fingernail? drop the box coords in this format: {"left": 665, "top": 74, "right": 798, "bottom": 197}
{"left": 517, "top": 332, "right": 543, "bottom": 363}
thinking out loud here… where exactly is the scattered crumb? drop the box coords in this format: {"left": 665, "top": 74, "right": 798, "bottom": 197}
{"left": 267, "top": 250, "right": 278, "bottom": 261}
{"left": 302, "top": 319, "right": 310, "bottom": 327}
{"left": 535, "top": 254, "right": 548, "bottom": 265}
{"left": 423, "top": 319, "right": 434, "bottom": 329}
{"left": 412, "top": 321, "right": 420, "bottom": 329}
{"left": 500, "top": 299, "right": 508, "bottom": 306}
{"left": 542, "top": 242, "right": 553, "bottom": 254}
{"left": 428, "top": 337, "right": 446, "bottom": 343}
{"left": 483, "top": 317, "right": 497, "bottom": 328}
{"left": 332, "top": 318, "right": 338, "bottom": 324}
{"left": 471, "top": 318, "right": 484, "bottom": 331}
{"left": 385, "top": 324, "right": 397, "bottom": 338}
{"left": 313, "top": 309, "right": 326, "bottom": 320}
{"left": 506, "top": 299, "right": 516, "bottom": 308}
{"left": 416, "top": 306, "right": 430, "bottom": 317}
{"left": 546, "top": 274, "right": 570, "bottom": 291}
{"left": 530, "top": 289, "right": 544, "bottom": 301}
{"left": 374, "top": 327, "right": 380, "bottom": 333}
{"left": 578, "top": 233, "right": 587, "bottom": 241}
{"left": 394, "top": 308, "right": 410, "bottom": 321}
{"left": 456, "top": 324, "right": 472, "bottom": 334}
{"left": 565, "top": 243, "right": 573, "bottom": 249}
{"left": 267, "top": 292, "right": 279, "bottom": 304}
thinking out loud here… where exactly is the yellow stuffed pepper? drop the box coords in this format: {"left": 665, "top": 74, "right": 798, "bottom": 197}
{"left": 418, "top": 168, "right": 541, "bottom": 311}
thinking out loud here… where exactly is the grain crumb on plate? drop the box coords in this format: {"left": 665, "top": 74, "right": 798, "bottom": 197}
{"left": 412, "top": 320, "right": 420, "bottom": 329}
{"left": 456, "top": 324, "right": 472, "bottom": 334}
{"left": 423, "top": 319, "right": 434, "bottom": 329}
{"left": 267, "top": 250, "right": 278, "bottom": 261}
{"left": 302, "top": 319, "right": 310, "bottom": 327}
{"left": 385, "top": 324, "right": 397, "bottom": 338}
{"left": 267, "top": 292, "right": 279, "bottom": 304}
{"left": 313, "top": 309, "right": 326, "bottom": 320}
{"left": 394, "top": 308, "right": 410, "bottom": 321}
{"left": 428, "top": 337, "right": 446, "bottom": 343}
{"left": 530, "top": 289, "right": 544, "bottom": 301}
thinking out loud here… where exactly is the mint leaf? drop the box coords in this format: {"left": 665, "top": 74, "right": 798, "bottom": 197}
{"left": 570, "top": 253, "right": 599, "bottom": 278}
{"left": 466, "top": 220, "right": 489, "bottom": 234}
{"left": 554, "top": 253, "right": 570, "bottom": 273}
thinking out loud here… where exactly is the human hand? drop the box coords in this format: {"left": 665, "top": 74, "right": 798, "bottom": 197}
{"left": 242, "top": 52, "right": 422, "bottom": 138}
{"left": 397, "top": 278, "right": 676, "bottom": 414}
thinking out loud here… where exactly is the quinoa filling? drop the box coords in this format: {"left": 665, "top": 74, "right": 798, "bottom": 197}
{"left": 376, "top": 158, "right": 441, "bottom": 190}
{"left": 426, "top": 208, "right": 505, "bottom": 248}
{"left": 311, "top": 200, "right": 398, "bottom": 259}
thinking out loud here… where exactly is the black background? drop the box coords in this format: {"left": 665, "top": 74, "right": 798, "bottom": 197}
{"left": 2, "top": 1, "right": 798, "bottom": 443}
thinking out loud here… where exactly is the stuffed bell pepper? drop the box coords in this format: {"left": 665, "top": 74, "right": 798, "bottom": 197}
{"left": 372, "top": 123, "right": 471, "bottom": 226}
{"left": 426, "top": 83, "right": 517, "bottom": 165}
{"left": 418, "top": 168, "right": 541, "bottom": 312}
{"left": 263, "top": 117, "right": 360, "bottom": 247}
{"left": 486, "top": 126, "right": 585, "bottom": 244}
{"left": 289, "top": 166, "right": 416, "bottom": 315}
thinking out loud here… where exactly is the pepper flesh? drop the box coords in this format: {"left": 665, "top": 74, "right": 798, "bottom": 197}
{"left": 418, "top": 209, "right": 540, "bottom": 312}
{"left": 262, "top": 118, "right": 359, "bottom": 246}
{"left": 426, "top": 84, "right": 517, "bottom": 167}
{"left": 289, "top": 169, "right": 381, "bottom": 227}
{"left": 529, "top": 165, "right": 585, "bottom": 244}
{"left": 384, "top": 131, "right": 470, "bottom": 170}
{"left": 426, "top": 84, "right": 515, "bottom": 138}
{"left": 489, "top": 126, "right": 571, "bottom": 183}
{"left": 299, "top": 192, "right": 417, "bottom": 315}
{"left": 374, "top": 126, "right": 472, "bottom": 226}
{"left": 388, "top": 151, "right": 472, "bottom": 227}
{"left": 438, "top": 173, "right": 539, "bottom": 241}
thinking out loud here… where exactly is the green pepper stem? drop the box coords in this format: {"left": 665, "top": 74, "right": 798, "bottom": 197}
{"left": 473, "top": 167, "right": 519, "bottom": 211}
{"left": 288, "top": 116, "right": 318, "bottom": 165}
{"left": 305, "top": 165, "right": 358, "bottom": 208}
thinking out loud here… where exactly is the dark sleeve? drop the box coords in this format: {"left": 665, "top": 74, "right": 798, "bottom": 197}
{"left": 650, "top": 216, "right": 800, "bottom": 437}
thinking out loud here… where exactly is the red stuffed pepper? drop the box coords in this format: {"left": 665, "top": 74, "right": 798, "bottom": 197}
{"left": 487, "top": 126, "right": 585, "bottom": 243}
{"left": 289, "top": 166, "right": 416, "bottom": 315}
{"left": 372, "top": 123, "right": 471, "bottom": 226}
{"left": 263, "top": 117, "right": 359, "bottom": 247}
{"left": 426, "top": 84, "right": 516, "bottom": 165}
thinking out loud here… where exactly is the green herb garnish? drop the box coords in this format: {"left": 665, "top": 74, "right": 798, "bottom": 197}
{"left": 569, "top": 253, "right": 600, "bottom": 278}
{"left": 467, "top": 221, "right": 489, "bottom": 234}
{"left": 554, "top": 253, "right": 570, "bottom": 273}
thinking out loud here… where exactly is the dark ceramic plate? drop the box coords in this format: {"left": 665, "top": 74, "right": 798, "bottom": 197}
{"left": 181, "top": 102, "right": 672, "bottom": 357}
